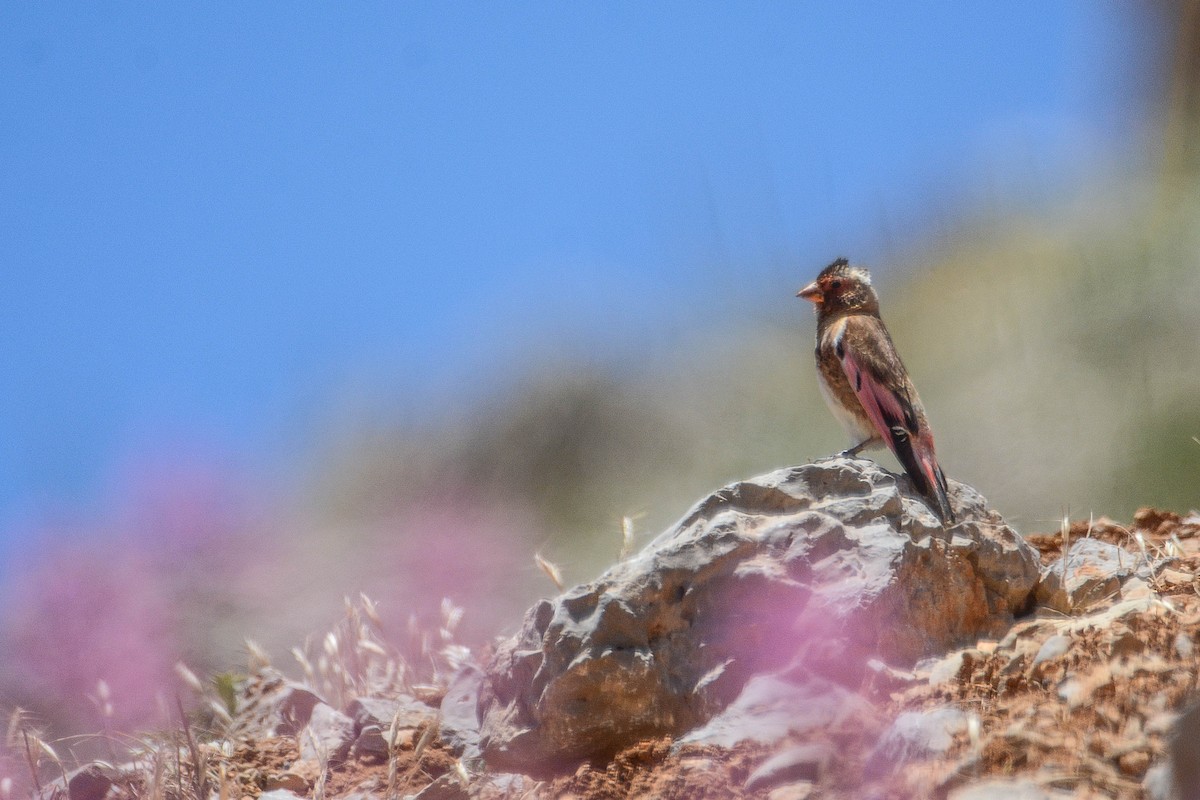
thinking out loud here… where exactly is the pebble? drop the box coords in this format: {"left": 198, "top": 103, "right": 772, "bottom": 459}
{"left": 1118, "top": 750, "right": 1150, "bottom": 777}
{"left": 1032, "top": 634, "right": 1070, "bottom": 665}
{"left": 1175, "top": 632, "right": 1195, "bottom": 659}
{"left": 926, "top": 651, "right": 967, "bottom": 686}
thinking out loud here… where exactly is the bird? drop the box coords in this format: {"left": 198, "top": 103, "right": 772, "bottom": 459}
{"left": 796, "top": 257, "right": 955, "bottom": 523}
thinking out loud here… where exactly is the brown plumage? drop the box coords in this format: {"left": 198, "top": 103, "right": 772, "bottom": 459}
{"left": 797, "top": 258, "right": 955, "bottom": 523}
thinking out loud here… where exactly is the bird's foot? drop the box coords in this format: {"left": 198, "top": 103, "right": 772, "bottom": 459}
{"left": 839, "top": 442, "right": 871, "bottom": 459}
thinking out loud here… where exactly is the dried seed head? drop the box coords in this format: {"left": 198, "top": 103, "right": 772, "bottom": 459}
{"left": 244, "top": 639, "right": 271, "bottom": 670}
{"left": 175, "top": 663, "right": 205, "bottom": 695}
{"left": 359, "top": 593, "right": 382, "bottom": 627}
{"left": 357, "top": 639, "right": 387, "bottom": 657}
{"left": 621, "top": 516, "right": 636, "bottom": 560}
{"left": 535, "top": 553, "right": 565, "bottom": 592}
{"left": 292, "top": 647, "right": 315, "bottom": 680}
{"left": 440, "top": 598, "right": 464, "bottom": 633}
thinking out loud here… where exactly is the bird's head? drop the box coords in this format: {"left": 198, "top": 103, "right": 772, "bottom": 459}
{"left": 796, "top": 258, "right": 880, "bottom": 316}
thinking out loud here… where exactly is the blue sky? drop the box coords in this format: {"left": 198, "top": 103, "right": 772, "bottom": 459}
{"left": 0, "top": 5, "right": 1131, "bottom": 538}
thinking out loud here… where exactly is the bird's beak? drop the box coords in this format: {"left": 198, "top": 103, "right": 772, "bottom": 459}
{"left": 796, "top": 281, "right": 822, "bottom": 303}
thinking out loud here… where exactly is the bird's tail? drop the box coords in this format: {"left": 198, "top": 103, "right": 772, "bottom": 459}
{"left": 892, "top": 428, "right": 955, "bottom": 524}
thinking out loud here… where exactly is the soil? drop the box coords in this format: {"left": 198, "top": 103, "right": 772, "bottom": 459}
{"left": 77, "top": 509, "right": 1200, "bottom": 799}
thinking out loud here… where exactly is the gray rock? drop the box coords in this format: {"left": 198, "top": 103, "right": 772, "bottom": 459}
{"left": 478, "top": 459, "right": 1038, "bottom": 771}
{"left": 299, "top": 702, "right": 356, "bottom": 763}
{"left": 1144, "top": 762, "right": 1178, "bottom": 800}
{"left": 263, "top": 771, "right": 313, "bottom": 794}
{"left": 1175, "top": 632, "right": 1195, "bottom": 660}
{"left": 744, "top": 744, "right": 833, "bottom": 791}
{"left": 259, "top": 792, "right": 307, "bottom": 800}
{"left": 237, "top": 668, "right": 327, "bottom": 738}
{"left": 346, "top": 695, "right": 434, "bottom": 732}
{"left": 924, "top": 650, "right": 967, "bottom": 686}
{"left": 1036, "top": 539, "right": 1136, "bottom": 613}
{"left": 345, "top": 694, "right": 435, "bottom": 759}
{"left": 869, "top": 707, "right": 969, "bottom": 774}
{"left": 67, "top": 764, "right": 113, "bottom": 800}
{"left": 439, "top": 665, "right": 484, "bottom": 758}
{"left": 676, "top": 675, "right": 877, "bottom": 749}
{"left": 1032, "top": 634, "right": 1071, "bottom": 665}
{"left": 472, "top": 772, "right": 535, "bottom": 796}
{"left": 349, "top": 724, "right": 390, "bottom": 761}
{"left": 412, "top": 774, "right": 468, "bottom": 800}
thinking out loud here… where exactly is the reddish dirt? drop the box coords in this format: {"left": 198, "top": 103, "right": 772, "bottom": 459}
{"left": 540, "top": 738, "right": 777, "bottom": 800}
{"left": 532, "top": 508, "right": 1200, "bottom": 799}
{"left": 59, "top": 508, "right": 1200, "bottom": 799}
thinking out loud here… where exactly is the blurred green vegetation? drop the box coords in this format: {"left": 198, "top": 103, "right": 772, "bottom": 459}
{"left": 307, "top": 3, "right": 1200, "bottom": 587}
{"left": 309, "top": 183, "right": 1200, "bottom": 590}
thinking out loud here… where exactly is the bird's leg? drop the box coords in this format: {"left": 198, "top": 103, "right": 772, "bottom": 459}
{"left": 839, "top": 440, "right": 872, "bottom": 459}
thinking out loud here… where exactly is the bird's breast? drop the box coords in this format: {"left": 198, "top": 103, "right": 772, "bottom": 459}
{"left": 815, "top": 318, "right": 876, "bottom": 443}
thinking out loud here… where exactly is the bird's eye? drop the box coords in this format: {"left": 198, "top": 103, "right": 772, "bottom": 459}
{"left": 830, "top": 279, "right": 843, "bottom": 290}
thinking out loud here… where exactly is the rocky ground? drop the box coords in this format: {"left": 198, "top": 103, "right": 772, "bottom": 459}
{"left": 12, "top": 460, "right": 1200, "bottom": 800}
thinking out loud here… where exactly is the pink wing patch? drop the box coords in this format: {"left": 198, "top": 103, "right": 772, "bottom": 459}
{"left": 838, "top": 346, "right": 907, "bottom": 453}
{"left": 838, "top": 344, "right": 951, "bottom": 521}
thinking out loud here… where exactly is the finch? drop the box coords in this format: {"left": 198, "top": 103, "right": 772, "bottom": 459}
{"left": 797, "top": 258, "right": 955, "bottom": 523}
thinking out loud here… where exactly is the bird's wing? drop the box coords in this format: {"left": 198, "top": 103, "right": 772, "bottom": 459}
{"left": 835, "top": 316, "right": 919, "bottom": 444}
{"left": 836, "top": 315, "right": 954, "bottom": 522}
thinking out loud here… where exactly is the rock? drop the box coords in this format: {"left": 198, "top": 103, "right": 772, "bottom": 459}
{"left": 869, "top": 707, "right": 969, "bottom": 774}
{"left": 864, "top": 658, "right": 919, "bottom": 697}
{"left": 1122, "top": 576, "right": 1154, "bottom": 600}
{"left": 473, "top": 772, "right": 536, "bottom": 796}
{"left": 345, "top": 694, "right": 435, "bottom": 759}
{"left": 264, "top": 759, "right": 322, "bottom": 795}
{"left": 412, "top": 773, "right": 468, "bottom": 800}
{"left": 676, "top": 675, "right": 877, "bottom": 749}
{"left": 1109, "top": 624, "right": 1145, "bottom": 659}
{"left": 1144, "top": 762, "right": 1177, "bottom": 800}
{"left": 346, "top": 695, "right": 434, "bottom": 732}
{"left": 1119, "top": 749, "right": 1151, "bottom": 777}
{"left": 1174, "top": 632, "right": 1194, "bottom": 660}
{"left": 1036, "top": 539, "right": 1136, "bottom": 613}
{"left": 1147, "top": 712, "right": 1179, "bottom": 735}
{"left": 1032, "top": 634, "right": 1071, "bottom": 666}
{"left": 947, "top": 778, "right": 1053, "bottom": 799}
{"left": 67, "top": 764, "right": 112, "bottom": 800}
{"left": 924, "top": 650, "right": 968, "bottom": 686}
{"left": 349, "top": 725, "right": 390, "bottom": 761}
{"left": 439, "top": 665, "right": 485, "bottom": 758}
{"left": 744, "top": 744, "right": 832, "bottom": 791}
{"left": 263, "top": 771, "right": 312, "bottom": 794}
{"left": 299, "top": 702, "right": 356, "bottom": 763}
{"left": 1057, "top": 664, "right": 1112, "bottom": 709}
{"left": 238, "top": 668, "right": 326, "bottom": 737}
{"left": 478, "top": 459, "right": 1038, "bottom": 772}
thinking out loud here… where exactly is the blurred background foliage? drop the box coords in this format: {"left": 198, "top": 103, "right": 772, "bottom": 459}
{"left": 2, "top": 3, "right": 1199, "bottom": 746}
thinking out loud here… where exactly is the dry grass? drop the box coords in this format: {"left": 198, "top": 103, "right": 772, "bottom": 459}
{"left": 2, "top": 593, "right": 474, "bottom": 800}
